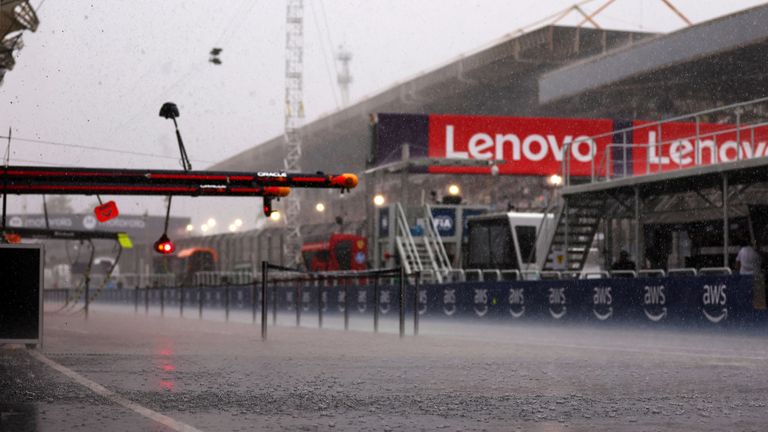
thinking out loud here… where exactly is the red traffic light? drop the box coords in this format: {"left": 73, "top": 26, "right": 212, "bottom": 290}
{"left": 263, "top": 197, "right": 273, "bottom": 217}
{"left": 153, "top": 233, "right": 175, "bottom": 254}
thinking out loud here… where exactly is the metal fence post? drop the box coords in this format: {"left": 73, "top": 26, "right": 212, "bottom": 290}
{"left": 198, "top": 283, "right": 203, "bottom": 320}
{"left": 179, "top": 285, "right": 184, "bottom": 318}
{"left": 344, "top": 281, "right": 349, "bottom": 331}
{"left": 399, "top": 267, "right": 405, "bottom": 338}
{"left": 272, "top": 277, "right": 277, "bottom": 326}
{"left": 295, "top": 285, "right": 301, "bottom": 327}
{"left": 318, "top": 278, "right": 323, "bottom": 329}
{"left": 373, "top": 275, "right": 380, "bottom": 333}
{"left": 225, "top": 285, "right": 230, "bottom": 322}
{"left": 261, "top": 261, "right": 268, "bottom": 341}
{"left": 160, "top": 287, "right": 165, "bottom": 317}
{"left": 133, "top": 286, "right": 138, "bottom": 314}
{"left": 252, "top": 277, "right": 257, "bottom": 324}
{"left": 84, "top": 277, "right": 90, "bottom": 320}
{"left": 144, "top": 286, "right": 149, "bottom": 315}
{"left": 414, "top": 271, "right": 420, "bottom": 336}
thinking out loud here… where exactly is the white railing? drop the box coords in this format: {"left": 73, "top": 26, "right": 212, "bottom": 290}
{"left": 667, "top": 268, "right": 698, "bottom": 277}
{"left": 394, "top": 203, "right": 423, "bottom": 275}
{"left": 638, "top": 269, "right": 666, "bottom": 277}
{"left": 500, "top": 270, "right": 521, "bottom": 281}
{"left": 446, "top": 269, "right": 466, "bottom": 283}
{"left": 481, "top": 269, "right": 502, "bottom": 282}
{"left": 609, "top": 270, "right": 638, "bottom": 278}
{"left": 699, "top": 267, "right": 733, "bottom": 276}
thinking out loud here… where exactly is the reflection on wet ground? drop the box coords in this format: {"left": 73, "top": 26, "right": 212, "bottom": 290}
{"left": 3, "top": 307, "right": 768, "bottom": 431}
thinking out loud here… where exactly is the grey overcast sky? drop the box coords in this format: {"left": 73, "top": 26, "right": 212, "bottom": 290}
{"left": 1, "top": 0, "right": 766, "bottom": 232}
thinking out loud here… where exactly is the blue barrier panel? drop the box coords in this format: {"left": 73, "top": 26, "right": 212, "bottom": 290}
{"left": 413, "top": 275, "right": 759, "bottom": 325}
{"left": 76, "top": 275, "right": 765, "bottom": 327}
{"left": 251, "top": 276, "right": 764, "bottom": 326}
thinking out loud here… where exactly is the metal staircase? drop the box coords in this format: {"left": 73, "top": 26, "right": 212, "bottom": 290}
{"left": 542, "top": 197, "right": 605, "bottom": 272}
{"left": 423, "top": 205, "right": 452, "bottom": 281}
{"left": 393, "top": 204, "right": 452, "bottom": 282}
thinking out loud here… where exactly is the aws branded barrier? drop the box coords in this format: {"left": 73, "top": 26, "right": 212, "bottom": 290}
{"left": 416, "top": 276, "right": 757, "bottom": 325}
{"left": 267, "top": 275, "right": 760, "bottom": 325}
{"left": 49, "top": 274, "right": 765, "bottom": 328}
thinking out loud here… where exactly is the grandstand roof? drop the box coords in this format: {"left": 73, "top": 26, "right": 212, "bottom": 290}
{"left": 539, "top": 4, "right": 768, "bottom": 105}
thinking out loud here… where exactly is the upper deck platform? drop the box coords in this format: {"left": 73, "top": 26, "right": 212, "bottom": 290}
{"left": 563, "top": 154, "right": 768, "bottom": 198}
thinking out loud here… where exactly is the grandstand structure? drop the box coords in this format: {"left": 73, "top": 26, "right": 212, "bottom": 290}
{"left": 206, "top": 4, "right": 768, "bottom": 271}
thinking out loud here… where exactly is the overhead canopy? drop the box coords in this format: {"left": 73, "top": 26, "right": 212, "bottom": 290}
{"left": 563, "top": 156, "right": 768, "bottom": 199}
{"left": 539, "top": 5, "right": 768, "bottom": 104}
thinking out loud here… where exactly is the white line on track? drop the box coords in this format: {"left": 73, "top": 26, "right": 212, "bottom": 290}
{"left": 28, "top": 350, "right": 204, "bottom": 432}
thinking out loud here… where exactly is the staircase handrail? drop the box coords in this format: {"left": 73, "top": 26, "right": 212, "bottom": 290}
{"left": 413, "top": 208, "right": 440, "bottom": 282}
{"left": 395, "top": 240, "right": 414, "bottom": 275}
{"left": 424, "top": 204, "right": 453, "bottom": 275}
{"left": 533, "top": 198, "right": 562, "bottom": 270}
{"left": 395, "top": 203, "right": 423, "bottom": 274}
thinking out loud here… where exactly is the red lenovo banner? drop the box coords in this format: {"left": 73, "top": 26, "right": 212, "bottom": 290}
{"left": 427, "top": 114, "right": 613, "bottom": 176}
{"left": 630, "top": 121, "right": 768, "bottom": 175}
{"left": 373, "top": 113, "right": 768, "bottom": 177}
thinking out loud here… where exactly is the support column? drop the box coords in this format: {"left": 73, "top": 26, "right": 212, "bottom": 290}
{"left": 723, "top": 175, "right": 729, "bottom": 267}
{"left": 563, "top": 198, "right": 570, "bottom": 271}
{"left": 634, "top": 187, "right": 641, "bottom": 271}
{"left": 604, "top": 216, "right": 613, "bottom": 270}
{"left": 400, "top": 144, "right": 410, "bottom": 209}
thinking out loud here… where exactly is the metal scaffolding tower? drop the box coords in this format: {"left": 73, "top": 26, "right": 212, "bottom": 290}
{"left": 283, "top": 0, "right": 305, "bottom": 265}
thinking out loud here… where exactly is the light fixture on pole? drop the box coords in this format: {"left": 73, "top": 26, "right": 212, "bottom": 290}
{"left": 373, "top": 194, "right": 386, "bottom": 207}
{"left": 159, "top": 102, "right": 192, "bottom": 172}
{"left": 548, "top": 174, "right": 563, "bottom": 187}
{"left": 154, "top": 101, "right": 194, "bottom": 255}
